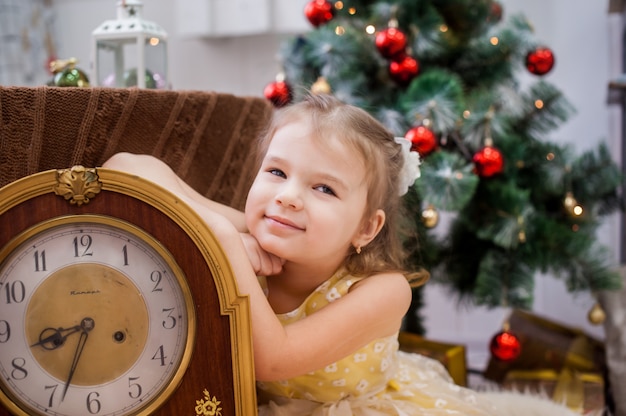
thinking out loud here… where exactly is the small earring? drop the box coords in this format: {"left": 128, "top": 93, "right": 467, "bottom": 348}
{"left": 356, "top": 245, "right": 362, "bottom": 254}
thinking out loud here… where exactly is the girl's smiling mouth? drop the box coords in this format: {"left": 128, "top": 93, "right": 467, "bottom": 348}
{"left": 265, "top": 215, "right": 305, "bottom": 230}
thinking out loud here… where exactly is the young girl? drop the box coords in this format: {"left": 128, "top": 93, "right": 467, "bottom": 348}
{"left": 103, "top": 94, "right": 578, "bottom": 416}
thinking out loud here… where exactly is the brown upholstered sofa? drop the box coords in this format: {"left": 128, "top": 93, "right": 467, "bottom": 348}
{"left": 0, "top": 86, "right": 273, "bottom": 209}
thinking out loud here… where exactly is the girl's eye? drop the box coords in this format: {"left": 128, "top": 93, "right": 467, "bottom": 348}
{"left": 315, "top": 184, "right": 336, "bottom": 196}
{"left": 268, "top": 168, "right": 286, "bottom": 178}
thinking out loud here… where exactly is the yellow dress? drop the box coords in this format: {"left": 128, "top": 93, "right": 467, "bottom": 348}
{"left": 256, "top": 269, "right": 501, "bottom": 416}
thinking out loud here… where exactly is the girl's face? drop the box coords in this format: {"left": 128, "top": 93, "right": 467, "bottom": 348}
{"left": 245, "top": 120, "right": 372, "bottom": 267}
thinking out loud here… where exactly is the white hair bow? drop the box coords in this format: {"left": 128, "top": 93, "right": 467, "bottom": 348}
{"left": 394, "top": 137, "right": 421, "bottom": 196}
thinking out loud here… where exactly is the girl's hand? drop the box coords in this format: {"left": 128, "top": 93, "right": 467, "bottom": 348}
{"left": 240, "top": 233, "right": 284, "bottom": 276}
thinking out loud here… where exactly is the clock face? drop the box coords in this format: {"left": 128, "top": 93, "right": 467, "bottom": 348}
{"left": 0, "top": 215, "right": 195, "bottom": 416}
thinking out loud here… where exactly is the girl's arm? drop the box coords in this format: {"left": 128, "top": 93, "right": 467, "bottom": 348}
{"left": 102, "top": 152, "right": 248, "bottom": 231}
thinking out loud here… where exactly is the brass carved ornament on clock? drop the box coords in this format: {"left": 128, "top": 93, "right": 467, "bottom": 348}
{"left": 0, "top": 166, "right": 256, "bottom": 416}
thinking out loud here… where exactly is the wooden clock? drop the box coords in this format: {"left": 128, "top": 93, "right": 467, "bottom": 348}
{"left": 0, "top": 166, "right": 257, "bottom": 416}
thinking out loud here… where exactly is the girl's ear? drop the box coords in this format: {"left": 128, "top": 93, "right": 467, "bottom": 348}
{"left": 354, "top": 209, "right": 385, "bottom": 248}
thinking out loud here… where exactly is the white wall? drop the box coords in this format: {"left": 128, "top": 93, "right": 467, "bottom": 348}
{"left": 52, "top": 0, "right": 299, "bottom": 95}
{"left": 50, "top": 0, "right": 620, "bottom": 370}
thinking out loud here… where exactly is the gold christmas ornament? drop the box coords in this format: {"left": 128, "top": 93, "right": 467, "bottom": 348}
{"left": 311, "top": 76, "right": 332, "bottom": 95}
{"left": 421, "top": 205, "right": 439, "bottom": 228}
{"left": 587, "top": 302, "right": 606, "bottom": 325}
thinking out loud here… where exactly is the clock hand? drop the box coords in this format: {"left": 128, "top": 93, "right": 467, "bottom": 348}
{"left": 31, "top": 325, "right": 82, "bottom": 350}
{"left": 62, "top": 317, "right": 94, "bottom": 401}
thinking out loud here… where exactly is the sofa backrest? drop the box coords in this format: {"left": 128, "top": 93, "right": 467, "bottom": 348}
{"left": 0, "top": 86, "right": 274, "bottom": 211}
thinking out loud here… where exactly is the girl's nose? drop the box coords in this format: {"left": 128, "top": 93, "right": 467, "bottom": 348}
{"left": 275, "top": 183, "right": 303, "bottom": 210}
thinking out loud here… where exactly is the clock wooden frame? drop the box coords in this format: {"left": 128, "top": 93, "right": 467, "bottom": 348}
{"left": 0, "top": 166, "right": 257, "bottom": 416}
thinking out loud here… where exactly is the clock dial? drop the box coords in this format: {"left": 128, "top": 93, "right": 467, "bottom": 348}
{"left": 26, "top": 263, "right": 149, "bottom": 386}
{"left": 0, "top": 215, "right": 194, "bottom": 416}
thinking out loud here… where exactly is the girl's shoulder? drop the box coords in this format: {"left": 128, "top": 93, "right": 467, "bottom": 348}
{"left": 345, "top": 270, "right": 413, "bottom": 316}
{"left": 301, "top": 269, "right": 411, "bottom": 314}
{"left": 349, "top": 270, "right": 412, "bottom": 295}
{"left": 325, "top": 269, "right": 411, "bottom": 298}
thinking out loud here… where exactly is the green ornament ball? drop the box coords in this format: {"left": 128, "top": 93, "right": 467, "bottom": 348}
{"left": 124, "top": 68, "right": 157, "bottom": 89}
{"left": 54, "top": 68, "right": 90, "bottom": 88}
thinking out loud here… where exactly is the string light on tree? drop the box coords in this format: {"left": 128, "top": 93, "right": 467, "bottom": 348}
{"left": 304, "top": 0, "right": 335, "bottom": 27}
{"left": 563, "top": 191, "right": 583, "bottom": 217}
{"left": 334, "top": 2, "right": 357, "bottom": 15}
{"left": 526, "top": 46, "right": 555, "bottom": 76}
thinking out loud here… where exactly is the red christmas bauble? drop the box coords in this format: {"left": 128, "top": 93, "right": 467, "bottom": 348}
{"left": 526, "top": 46, "right": 555, "bottom": 76}
{"left": 304, "top": 0, "right": 334, "bottom": 27}
{"left": 489, "top": 1, "right": 503, "bottom": 22}
{"left": 473, "top": 145, "right": 504, "bottom": 178}
{"left": 375, "top": 27, "right": 408, "bottom": 60}
{"left": 263, "top": 80, "right": 293, "bottom": 108}
{"left": 489, "top": 330, "right": 521, "bottom": 362}
{"left": 389, "top": 55, "right": 419, "bottom": 86}
{"left": 405, "top": 126, "right": 437, "bottom": 156}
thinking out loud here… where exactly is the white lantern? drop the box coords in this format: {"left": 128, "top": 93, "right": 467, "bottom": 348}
{"left": 91, "top": 0, "right": 168, "bottom": 89}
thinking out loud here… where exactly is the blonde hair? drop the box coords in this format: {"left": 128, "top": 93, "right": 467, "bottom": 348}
{"left": 256, "top": 94, "right": 428, "bottom": 286}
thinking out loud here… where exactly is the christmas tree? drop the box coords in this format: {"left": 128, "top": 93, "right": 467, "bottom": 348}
{"left": 264, "top": 0, "right": 623, "bottom": 334}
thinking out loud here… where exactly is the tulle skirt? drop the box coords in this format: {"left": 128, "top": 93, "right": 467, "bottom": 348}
{"left": 258, "top": 352, "right": 499, "bottom": 416}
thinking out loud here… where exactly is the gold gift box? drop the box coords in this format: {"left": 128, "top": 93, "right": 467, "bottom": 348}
{"left": 502, "top": 368, "right": 604, "bottom": 415}
{"left": 398, "top": 331, "right": 467, "bottom": 386}
{"left": 485, "top": 309, "right": 605, "bottom": 382}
